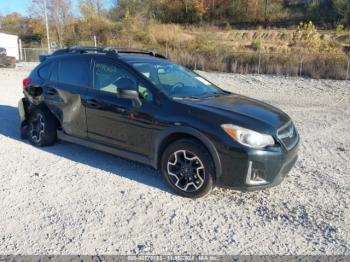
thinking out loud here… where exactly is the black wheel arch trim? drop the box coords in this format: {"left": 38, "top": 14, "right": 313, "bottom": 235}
{"left": 153, "top": 126, "right": 223, "bottom": 178}
{"left": 18, "top": 98, "right": 61, "bottom": 129}
{"left": 18, "top": 98, "right": 28, "bottom": 127}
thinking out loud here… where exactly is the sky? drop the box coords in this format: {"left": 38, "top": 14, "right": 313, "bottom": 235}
{"left": 0, "top": 0, "right": 32, "bottom": 15}
{"left": 0, "top": 0, "right": 114, "bottom": 16}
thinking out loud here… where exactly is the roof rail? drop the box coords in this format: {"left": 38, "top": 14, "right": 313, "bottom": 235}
{"left": 115, "top": 48, "right": 167, "bottom": 59}
{"left": 50, "top": 46, "right": 167, "bottom": 59}
{"left": 51, "top": 46, "right": 118, "bottom": 57}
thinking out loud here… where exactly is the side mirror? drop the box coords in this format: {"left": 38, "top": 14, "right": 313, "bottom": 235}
{"left": 116, "top": 78, "right": 142, "bottom": 108}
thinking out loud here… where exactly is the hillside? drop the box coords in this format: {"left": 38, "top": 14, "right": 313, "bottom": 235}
{"left": 113, "top": 22, "right": 349, "bottom": 80}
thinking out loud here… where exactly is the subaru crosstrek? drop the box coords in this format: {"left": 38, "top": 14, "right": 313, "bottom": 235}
{"left": 18, "top": 47, "right": 299, "bottom": 198}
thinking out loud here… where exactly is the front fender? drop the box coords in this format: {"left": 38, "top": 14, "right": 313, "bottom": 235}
{"left": 153, "top": 126, "right": 223, "bottom": 178}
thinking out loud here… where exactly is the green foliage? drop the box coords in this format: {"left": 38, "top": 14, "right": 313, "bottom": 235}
{"left": 292, "top": 21, "right": 322, "bottom": 52}
{"left": 3, "top": 0, "right": 349, "bottom": 54}
{"left": 76, "top": 0, "right": 115, "bottom": 46}
{"left": 291, "top": 21, "right": 341, "bottom": 53}
{"left": 0, "top": 12, "right": 22, "bottom": 35}
{"left": 335, "top": 24, "right": 345, "bottom": 36}
{"left": 1, "top": 0, "right": 348, "bottom": 79}
{"left": 252, "top": 39, "right": 262, "bottom": 51}
{"left": 152, "top": 0, "right": 207, "bottom": 24}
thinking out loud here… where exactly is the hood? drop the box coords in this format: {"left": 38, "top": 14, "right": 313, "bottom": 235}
{"left": 183, "top": 94, "right": 290, "bottom": 133}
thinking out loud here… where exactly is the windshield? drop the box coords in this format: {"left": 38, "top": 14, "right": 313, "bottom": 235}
{"left": 132, "top": 62, "right": 226, "bottom": 99}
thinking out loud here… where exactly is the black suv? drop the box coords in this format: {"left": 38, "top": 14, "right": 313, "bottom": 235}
{"left": 18, "top": 47, "right": 299, "bottom": 198}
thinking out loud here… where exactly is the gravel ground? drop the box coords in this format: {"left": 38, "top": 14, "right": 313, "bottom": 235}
{"left": 0, "top": 66, "right": 349, "bottom": 255}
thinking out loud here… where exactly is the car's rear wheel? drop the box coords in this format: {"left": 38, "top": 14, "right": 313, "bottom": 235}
{"left": 161, "top": 139, "right": 214, "bottom": 198}
{"left": 28, "top": 108, "right": 57, "bottom": 147}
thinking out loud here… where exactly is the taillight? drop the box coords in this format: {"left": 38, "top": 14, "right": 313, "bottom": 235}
{"left": 23, "top": 77, "right": 32, "bottom": 89}
{"left": 11, "top": 58, "right": 16, "bottom": 65}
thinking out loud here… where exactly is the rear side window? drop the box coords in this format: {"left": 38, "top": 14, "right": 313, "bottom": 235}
{"left": 59, "top": 58, "right": 90, "bottom": 87}
{"left": 38, "top": 62, "right": 52, "bottom": 80}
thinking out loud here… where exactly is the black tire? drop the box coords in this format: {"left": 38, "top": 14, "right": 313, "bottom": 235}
{"left": 27, "top": 108, "right": 58, "bottom": 147}
{"left": 20, "top": 124, "right": 28, "bottom": 140}
{"left": 161, "top": 138, "right": 215, "bottom": 198}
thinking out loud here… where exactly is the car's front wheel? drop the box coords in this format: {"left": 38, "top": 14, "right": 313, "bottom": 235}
{"left": 161, "top": 139, "right": 215, "bottom": 198}
{"left": 28, "top": 108, "right": 58, "bottom": 147}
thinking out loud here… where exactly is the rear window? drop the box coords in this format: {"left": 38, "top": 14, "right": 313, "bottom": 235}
{"left": 59, "top": 58, "right": 90, "bottom": 87}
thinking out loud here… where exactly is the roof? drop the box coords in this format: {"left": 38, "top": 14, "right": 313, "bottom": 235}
{"left": 0, "top": 32, "right": 18, "bottom": 39}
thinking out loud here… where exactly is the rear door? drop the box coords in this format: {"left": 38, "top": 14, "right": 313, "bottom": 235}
{"left": 42, "top": 56, "right": 92, "bottom": 138}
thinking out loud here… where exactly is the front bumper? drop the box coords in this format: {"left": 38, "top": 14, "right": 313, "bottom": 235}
{"left": 215, "top": 139, "right": 299, "bottom": 191}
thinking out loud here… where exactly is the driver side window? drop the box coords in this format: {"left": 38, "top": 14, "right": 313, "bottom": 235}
{"left": 94, "top": 61, "right": 153, "bottom": 102}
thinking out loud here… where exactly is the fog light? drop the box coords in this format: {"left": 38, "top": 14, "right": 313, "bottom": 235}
{"left": 246, "top": 161, "right": 268, "bottom": 185}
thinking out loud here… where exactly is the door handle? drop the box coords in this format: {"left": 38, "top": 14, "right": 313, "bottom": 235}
{"left": 86, "top": 99, "right": 100, "bottom": 108}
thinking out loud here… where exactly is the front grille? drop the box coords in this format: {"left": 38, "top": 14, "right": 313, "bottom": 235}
{"left": 277, "top": 122, "right": 299, "bottom": 151}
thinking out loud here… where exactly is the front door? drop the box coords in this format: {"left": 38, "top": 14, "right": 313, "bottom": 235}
{"left": 85, "top": 57, "right": 159, "bottom": 156}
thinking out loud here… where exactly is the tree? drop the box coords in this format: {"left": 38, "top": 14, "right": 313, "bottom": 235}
{"left": 82, "top": 0, "right": 105, "bottom": 16}
{"left": 48, "top": 0, "right": 73, "bottom": 47}
{"left": 193, "top": 0, "right": 208, "bottom": 22}
{"left": 153, "top": 0, "right": 208, "bottom": 23}
{"left": 307, "top": 0, "right": 337, "bottom": 25}
{"left": 333, "top": 0, "right": 350, "bottom": 24}
{"left": 247, "top": 0, "right": 258, "bottom": 20}
{"left": 0, "top": 13, "right": 23, "bottom": 35}
{"left": 22, "top": 18, "right": 46, "bottom": 45}
{"left": 292, "top": 21, "right": 322, "bottom": 52}
{"left": 78, "top": 0, "right": 114, "bottom": 45}
{"left": 110, "top": 0, "right": 152, "bottom": 20}
{"left": 263, "top": 0, "right": 285, "bottom": 24}
{"left": 29, "top": 0, "right": 72, "bottom": 48}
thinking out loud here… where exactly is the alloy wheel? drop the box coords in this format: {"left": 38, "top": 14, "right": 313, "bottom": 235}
{"left": 167, "top": 150, "right": 205, "bottom": 192}
{"left": 30, "top": 113, "right": 45, "bottom": 143}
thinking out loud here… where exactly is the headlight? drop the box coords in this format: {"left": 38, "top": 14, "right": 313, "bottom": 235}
{"left": 221, "top": 124, "right": 275, "bottom": 149}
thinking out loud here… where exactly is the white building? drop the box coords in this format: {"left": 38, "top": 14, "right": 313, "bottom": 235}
{"left": 0, "top": 32, "right": 19, "bottom": 60}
